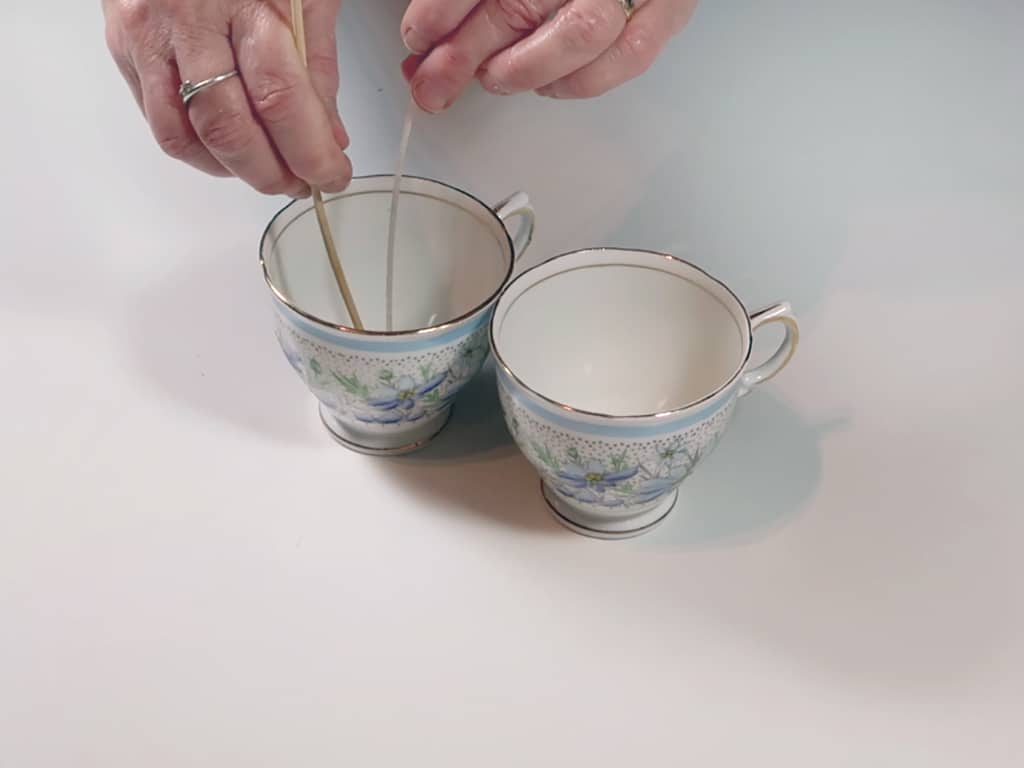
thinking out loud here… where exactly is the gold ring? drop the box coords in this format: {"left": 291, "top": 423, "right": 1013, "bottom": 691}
{"left": 619, "top": 0, "right": 636, "bottom": 19}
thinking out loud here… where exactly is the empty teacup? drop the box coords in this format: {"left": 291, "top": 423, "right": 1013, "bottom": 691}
{"left": 261, "top": 175, "right": 535, "bottom": 454}
{"left": 490, "top": 248, "right": 799, "bottom": 539}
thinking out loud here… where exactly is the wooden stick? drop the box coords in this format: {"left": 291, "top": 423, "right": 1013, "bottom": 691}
{"left": 289, "top": 0, "right": 364, "bottom": 330}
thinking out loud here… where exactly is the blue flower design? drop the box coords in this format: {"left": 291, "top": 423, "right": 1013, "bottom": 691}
{"left": 630, "top": 476, "right": 679, "bottom": 504}
{"left": 556, "top": 461, "right": 638, "bottom": 493}
{"left": 355, "top": 372, "right": 448, "bottom": 424}
{"left": 558, "top": 485, "right": 629, "bottom": 507}
{"left": 531, "top": 433, "right": 718, "bottom": 510}
{"left": 367, "top": 373, "right": 445, "bottom": 410}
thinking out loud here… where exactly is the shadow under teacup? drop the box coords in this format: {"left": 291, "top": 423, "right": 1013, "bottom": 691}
{"left": 490, "top": 248, "right": 799, "bottom": 539}
{"left": 261, "top": 175, "right": 535, "bottom": 455}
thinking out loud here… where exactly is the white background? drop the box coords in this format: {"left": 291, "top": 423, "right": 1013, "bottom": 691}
{"left": 3, "top": 1, "right": 1023, "bottom": 765}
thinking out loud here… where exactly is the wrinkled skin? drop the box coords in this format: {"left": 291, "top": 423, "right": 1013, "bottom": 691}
{"left": 102, "top": 0, "right": 351, "bottom": 197}
{"left": 104, "top": 0, "right": 698, "bottom": 192}
{"left": 400, "top": 0, "right": 700, "bottom": 111}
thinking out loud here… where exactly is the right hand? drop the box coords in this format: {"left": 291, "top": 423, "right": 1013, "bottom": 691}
{"left": 103, "top": 0, "right": 352, "bottom": 198}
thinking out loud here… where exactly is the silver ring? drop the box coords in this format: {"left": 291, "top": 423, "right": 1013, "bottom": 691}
{"left": 619, "top": 0, "right": 636, "bottom": 19}
{"left": 179, "top": 70, "right": 240, "bottom": 107}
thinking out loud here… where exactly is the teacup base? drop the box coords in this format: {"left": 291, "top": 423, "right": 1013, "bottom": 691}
{"left": 318, "top": 404, "right": 453, "bottom": 456}
{"left": 540, "top": 481, "right": 678, "bottom": 540}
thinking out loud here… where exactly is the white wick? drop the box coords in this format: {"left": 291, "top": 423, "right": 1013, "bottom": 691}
{"left": 385, "top": 97, "right": 416, "bottom": 332}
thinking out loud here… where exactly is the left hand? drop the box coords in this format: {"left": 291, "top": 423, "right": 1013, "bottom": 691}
{"left": 399, "top": 0, "right": 699, "bottom": 112}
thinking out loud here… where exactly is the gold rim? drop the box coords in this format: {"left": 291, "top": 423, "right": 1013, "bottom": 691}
{"left": 489, "top": 248, "right": 756, "bottom": 422}
{"left": 259, "top": 175, "right": 517, "bottom": 338}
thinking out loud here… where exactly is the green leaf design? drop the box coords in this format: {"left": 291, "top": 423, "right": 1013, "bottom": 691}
{"left": 611, "top": 450, "right": 628, "bottom": 472}
{"left": 379, "top": 369, "right": 394, "bottom": 383}
{"left": 532, "top": 442, "right": 560, "bottom": 471}
{"left": 421, "top": 390, "right": 441, "bottom": 404}
{"left": 419, "top": 364, "right": 434, "bottom": 381}
{"left": 331, "top": 371, "right": 369, "bottom": 398}
{"left": 567, "top": 446, "right": 581, "bottom": 464}
{"left": 309, "top": 358, "right": 322, "bottom": 377}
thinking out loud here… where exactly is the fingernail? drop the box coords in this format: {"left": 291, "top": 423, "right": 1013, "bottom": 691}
{"left": 413, "top": 80, "right": 450, "bottom": 113}
{"left": 479, "top": 71, "right": 510, "bottom": 95}
{"left": 292, "top": 184, "right": 312, "bottom": 199}
{"left": 401, "top": 55, "right": 421, "bottom": 84}
{"left": 402, "top": 26, "right": 428, "bottom": 54}
{"left": 537, "top": 85, "right": 563, "bottom": 98}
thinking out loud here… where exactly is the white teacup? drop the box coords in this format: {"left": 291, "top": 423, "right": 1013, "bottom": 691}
{"left": 261, "top": 175, "right": 535, "bottom": 455}
{"left": 490, "top": 248, "right": 799, "bottom": 539}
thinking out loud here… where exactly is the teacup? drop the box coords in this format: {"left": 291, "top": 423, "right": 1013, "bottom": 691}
{"left": 261, "top": 175, "right": 535, "bottom": 455}
{"left": 490, "top": 248, "right": 799, "bottom": 539}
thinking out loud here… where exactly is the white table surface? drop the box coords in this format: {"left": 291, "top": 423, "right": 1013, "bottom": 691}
{"left": 3, "top": 1, "right": 1023, "bottom": 765}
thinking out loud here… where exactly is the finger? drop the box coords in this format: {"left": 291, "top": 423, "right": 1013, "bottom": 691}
{"left": 107, "top": 7, "right": 229, "bottom": 178}
{"left": 138, "top": 57, "right": 232, "bottom": 177}
{"left": 478, "top": 0, "right": 627, "bottom": 95}
{"left": 113, "top": 55, "right": 146, "bottom": 114}
{"left": 173, "top": 20, "right": 305, "bottom": 197}
{"left": 301, "top": 0, "right": 350, "bottom": 151}
{"left": 537, "top": 0, "right": 695, "bottom": 99}
{"left": 232, "top": 4, "right": 353, "bottom": 193}
{"left": 410, "top": 0, "right": 562, "bottom": 113}
{"left": 401, "top": 0, "right": 480, "bottom": 55}
{"left": 104, "top": 17, "right": 145, "bottom": 112}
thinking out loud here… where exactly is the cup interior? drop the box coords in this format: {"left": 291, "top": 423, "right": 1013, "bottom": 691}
{"left": 262, "top": 176, "right": 513, "bottom": 333}
{"left": 492, "top": 249, "right": 751, "bottom": 416}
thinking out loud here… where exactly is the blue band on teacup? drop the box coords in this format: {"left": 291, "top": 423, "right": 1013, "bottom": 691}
{"left": 498, "top": 366, "right": 737, "bottom": 439}
{"left": 275, "top": 300, "right": 491, "bottom": 353}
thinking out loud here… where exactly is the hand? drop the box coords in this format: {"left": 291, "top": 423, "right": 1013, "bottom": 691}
{"left": 399, "top": 0, "right": 698, "bottom": 112}
{"left": 103, "top": 0, "right": 351, "bottom": 197}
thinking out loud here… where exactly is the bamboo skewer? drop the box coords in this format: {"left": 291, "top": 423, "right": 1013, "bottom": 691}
{"left": 289, "top": 0, "right": 364, "bottom": 330}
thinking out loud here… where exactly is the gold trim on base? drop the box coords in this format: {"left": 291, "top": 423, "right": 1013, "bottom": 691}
{"left": 318, "top": 406, "right": 454, "bottom": 456}
{"left": 540, "top": 481, "right": 678, "bottom": 540}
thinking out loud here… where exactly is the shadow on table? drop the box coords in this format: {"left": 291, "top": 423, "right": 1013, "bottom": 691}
{"left": 381, "top": 360, "right": 829, "bottom": 543}
{"left": 643, "top": 393, "right": 835, "bottom": 550}
{"left": 377, "top": 361, "right": 558, "bottom": 534}
{"left": 120, "top": 242, "right": 825, "bottom": 550}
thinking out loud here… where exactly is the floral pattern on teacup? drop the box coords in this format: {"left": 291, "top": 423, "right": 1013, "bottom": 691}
{"left": 277, "top": 324, "right": 490, "bottom": 428}
{"left": 335, "top": 367, "right": 451, "bottom": 425}
{"left": 528, "top": 438, "right": 714, "bottom": 509}
{"left": 498, "top": 378, "right": 736, "bottom": 512}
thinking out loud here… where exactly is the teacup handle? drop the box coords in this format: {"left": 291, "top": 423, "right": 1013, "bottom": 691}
{"left": 494, "top": 192, "right": 536, "bottom": 261}
{"left": 739, "top": 303, "right": 800, "bottom": 397}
